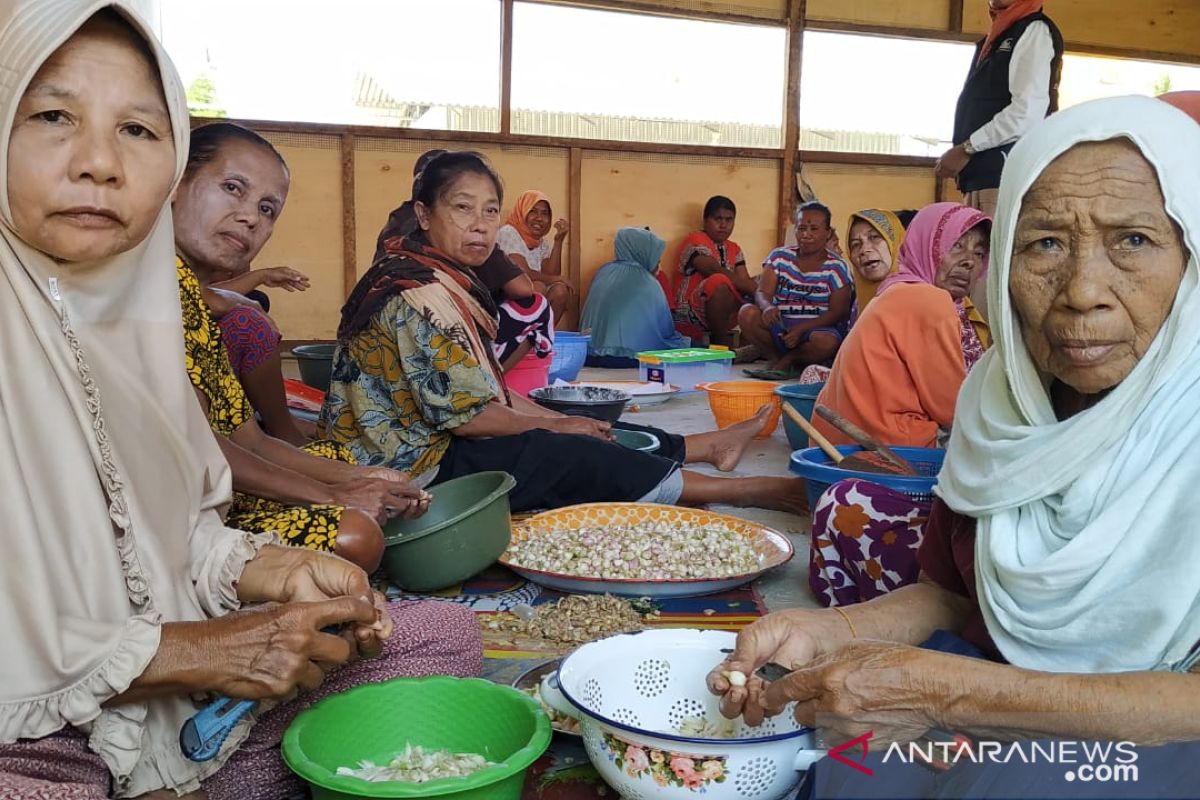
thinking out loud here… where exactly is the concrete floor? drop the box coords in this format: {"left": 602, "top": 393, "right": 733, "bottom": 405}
{"left": 574, "top": 366, "right": 820, "bottom": 613}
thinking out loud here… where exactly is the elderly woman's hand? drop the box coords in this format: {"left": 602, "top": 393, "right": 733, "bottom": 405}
{"left": 548, "top": 415, "right": 613, "bottom": 441}
{"left": 707, "top": 609, "right": 831, "bottom": 725}
{"left": 355, "top": 467, "right": 433, "bottom": 519}
{"left": 199, "top": 596, "right": 378, "bottom": 700}
{"left": 237, "top": 545, "right": 392, "bottom": 659}
{"left": 331, "top": 476, "right": 431, "bottom": 524}
{"left": 760, "top": 640, "right": 943, "bottom": 747}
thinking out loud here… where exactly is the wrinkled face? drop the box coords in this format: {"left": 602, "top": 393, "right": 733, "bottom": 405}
{"left": 934, "top": 225, "right": 989, "bottom": 300}
{"left": 415, "top": 171, "right": 501, "bottom": 268}
{"left": 1009, "top": 139, "right": 1187, "bottom": 395}
{"left": 703, "top": 208, "right": 735, "bottom": 243}
{"left": 524, "top": 199, "right": 552, "bottom": 238}
{"left": 173, "top": 138, "right": 289, "bottom": 276}
{"left": 7, "top": 16, "right": 175, "bottom": 262}
{"left": 795, "top": 210, "right": 831, "bottom": 256}
{"left": 848, "top": 219, "right": 892, "bottom": 281}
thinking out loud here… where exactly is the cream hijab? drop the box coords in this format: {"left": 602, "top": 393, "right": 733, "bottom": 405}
{"left": 0, "top": 1, "right": 270, "bottom": 794}
{"left": 938, "top": 96, "right": 1200, "bottom": 674}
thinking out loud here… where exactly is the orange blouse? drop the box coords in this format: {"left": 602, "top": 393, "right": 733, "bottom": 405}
{"left": 812, "top": 282, "right": 967, "bottom": 449}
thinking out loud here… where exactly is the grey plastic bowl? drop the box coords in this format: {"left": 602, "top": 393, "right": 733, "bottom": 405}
{"left": 380, "top": 471, "right": 516, "bottom": 592}
{"left": 291, "top": 343, "right": 337, "bottom": 393}
{"left": 528, "top": 385, "right": 631, "bottom": 423}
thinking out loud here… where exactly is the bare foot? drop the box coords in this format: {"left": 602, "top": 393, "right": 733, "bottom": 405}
{"left": 688, "top": 403, "right": 775, "bottom": 471}
{"left": 733, "top": 344, "right": 762, "bottom": 364}
{"left": 740, "top": 476, "right": 809, "bottom": 515}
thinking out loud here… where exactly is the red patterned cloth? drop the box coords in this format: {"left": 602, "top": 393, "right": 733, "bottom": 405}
{"left": 218, "top": 303, "right": 281, "bottom": 378}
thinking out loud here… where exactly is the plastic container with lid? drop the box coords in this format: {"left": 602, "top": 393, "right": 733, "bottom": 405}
{"left": 636, "top": 347, "right": 734, "bottom": 393}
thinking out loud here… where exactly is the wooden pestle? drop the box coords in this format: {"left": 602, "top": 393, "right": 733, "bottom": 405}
{"left": 782, "top": 403, "right": 913, "bottom": 476}
{"left": 814, "top": 405, "right": 919, "bottom": 476}
{"left": 781, "top": 403, "right": 843, "bottom": 462}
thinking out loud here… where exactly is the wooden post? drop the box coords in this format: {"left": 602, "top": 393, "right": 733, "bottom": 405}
{"left": 500, "top": 0, "right": 514, "bottom": 134}
{"left": 949, "top": 0, "right": 964, "bottom": 33}
{"left": 777, "top": 0, "right": 806, "bottom": 242}
{"left": 340, "top": 132, "right": 357, "bottom": 298}
{"left": 568, "top": 146, "right": 583, "bottom": 328}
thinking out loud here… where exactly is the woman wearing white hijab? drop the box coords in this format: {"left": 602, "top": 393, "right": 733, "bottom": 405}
{"left": 0, "top": 3, "right": 480, "bottom": 798}
{"left": 707, "top": 94, "right": 1200, "bottom": 797}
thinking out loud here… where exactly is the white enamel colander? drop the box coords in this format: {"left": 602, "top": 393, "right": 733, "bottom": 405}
{"left": 540, "top": 629, "right": 824, "bottom": 800}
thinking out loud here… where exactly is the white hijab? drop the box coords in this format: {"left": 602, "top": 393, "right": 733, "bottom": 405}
{"left": 938, "top": 95, "right": 1200, "bottom": 674}
{"left": 0, "top": 1, "right": 271, "bottom": 794}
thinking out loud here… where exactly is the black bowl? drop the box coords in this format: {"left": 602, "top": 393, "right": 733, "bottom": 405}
{"left": 528, "top": 385, "right": 631, "bottom": 423}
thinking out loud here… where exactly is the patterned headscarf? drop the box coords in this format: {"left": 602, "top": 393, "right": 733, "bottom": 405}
{"left": 846, "top": 208, "right": 903, "bottom": 312}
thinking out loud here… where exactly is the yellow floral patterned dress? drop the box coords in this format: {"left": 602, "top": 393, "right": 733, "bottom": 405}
{"left": 178, "top": 259, "right": 348, "bottom": 553}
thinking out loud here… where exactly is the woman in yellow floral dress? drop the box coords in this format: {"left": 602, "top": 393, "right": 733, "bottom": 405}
{"left": 173, "top": 125, "right": 429, "bottom": 571}
{"left": 180, "top": 260, "right": 427, "bottom": 570}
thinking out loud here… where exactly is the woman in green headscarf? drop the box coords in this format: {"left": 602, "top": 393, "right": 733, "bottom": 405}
{"left": 581, "top": 226, "right": 688, "bottom": 367}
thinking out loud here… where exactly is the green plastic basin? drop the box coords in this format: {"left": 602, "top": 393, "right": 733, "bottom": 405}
{"left": 292, "top": 343, "right": 337, "bottom": 393}
{"left": 380, "top": 471, "right": 516, "bottom": 592}
{"left": 611, "top": 428, "right": 660, "bottom": 452}
{"left": 283, "top": 676, "right": 552, "bottom": 800}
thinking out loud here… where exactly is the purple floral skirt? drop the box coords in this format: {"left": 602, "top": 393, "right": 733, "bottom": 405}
{"left": 808, "top": 478, "right": 930, "bottom": 607}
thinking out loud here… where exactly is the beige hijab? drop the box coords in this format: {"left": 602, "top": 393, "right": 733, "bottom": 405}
{"left": 0, "top": 1, "right": 272, "bottom": 794}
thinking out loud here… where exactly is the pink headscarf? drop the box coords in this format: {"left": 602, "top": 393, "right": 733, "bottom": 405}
{"left": 877, "top": 202, "right": 992, "bottom": 370}
{"left": 1159, "top": 91, "right": 1200, "bottom": 125}
{"left": 876, "top": 202, "right": 991, "bottom": 297}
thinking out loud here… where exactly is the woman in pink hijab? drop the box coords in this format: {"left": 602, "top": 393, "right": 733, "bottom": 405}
{"left": 876, "top": 201, "right": 993, "bottom": 370}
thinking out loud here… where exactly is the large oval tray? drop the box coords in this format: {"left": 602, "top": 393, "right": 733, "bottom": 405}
{"left": 499, "top": 503, "right": 793, "bottom": 598}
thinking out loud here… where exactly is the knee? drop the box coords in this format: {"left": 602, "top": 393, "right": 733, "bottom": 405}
{"left": 334, "top": 509, "right": 385, "bottom": 572}
{"left": 548, "top": 281, "right": 574, "bottom": 302}
{"left": 707, "top": 284, "right": 736, "bottom": 309}
{"left": 390, "top": 601, "right": 484, "bottom": 676}
{"left": 437, "top": 603, "right": 484, "bottom": 674}
{"left": 737, "top": 303, "right": 761, "bottom": 328}
{"left": 809, "top": 333, "right": 841, "bottom": 359}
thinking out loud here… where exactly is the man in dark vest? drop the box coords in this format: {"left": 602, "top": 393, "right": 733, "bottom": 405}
{"left": 936, "top": 0, "right": 1063, "bottom": 219}
{"left": 936, "top": 0, "right": 1063, "bottom": 319}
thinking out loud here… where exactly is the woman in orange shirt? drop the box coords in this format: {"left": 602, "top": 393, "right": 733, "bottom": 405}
{"left": 807, "top": 203, "right": 991, "bottom": 607}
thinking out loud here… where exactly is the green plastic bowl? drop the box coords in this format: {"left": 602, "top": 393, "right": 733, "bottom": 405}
{"left": 611, "top": 428, "right": 660, "bottom": 452}
{"left": 380, "top": 471, "right": 516, "bottom": 592}
{"left": 283, "top": 676, "right": 552, "bottom": 800}
{"left": 292, "top": 343, "right": 337, "bottom": 393}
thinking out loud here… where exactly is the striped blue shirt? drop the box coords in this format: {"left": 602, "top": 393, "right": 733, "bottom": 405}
{"left": 762, "top": 247, "right": 853, "bottom": 332}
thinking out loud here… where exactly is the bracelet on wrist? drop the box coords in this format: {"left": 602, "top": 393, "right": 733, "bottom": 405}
{"left": 833, "top": 606, "right": 858, "bottom": 638}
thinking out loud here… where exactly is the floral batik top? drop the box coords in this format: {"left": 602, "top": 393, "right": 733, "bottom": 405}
{"left": 319, "top": 294, "right": 499, "bottom": 477}
{"left": 177, "top": 259, "right": 253, "bottom": 436}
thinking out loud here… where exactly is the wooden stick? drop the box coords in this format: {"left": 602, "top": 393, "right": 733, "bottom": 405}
{"left": 814, "top": 405, "right": 917, "bottom": 475}
{"left": 782, "top": 404, "right": 843, "bottom": 464}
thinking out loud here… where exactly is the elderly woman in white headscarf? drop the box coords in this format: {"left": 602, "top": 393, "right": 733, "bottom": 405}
{"left": 707, "top": 95, "right": 1200, "bottom": 798}
{"left": 0, "top": 3, "right": 481, "bottom": 798}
